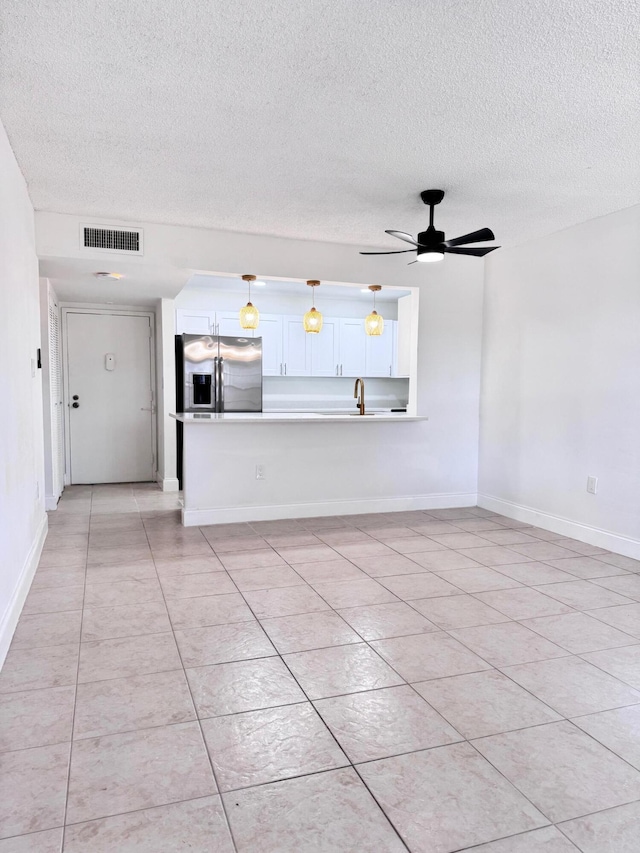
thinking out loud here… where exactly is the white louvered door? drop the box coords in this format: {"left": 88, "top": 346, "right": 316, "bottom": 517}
{"left": 49, "top": 298, "right": 65, "bottom": 497}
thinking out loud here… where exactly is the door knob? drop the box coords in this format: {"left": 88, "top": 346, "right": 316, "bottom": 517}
{"left": 72, "top": 402, "right": 79, "bottom": 408}
{"left": 72, "top": 395, "right": 79, "bottom": 400}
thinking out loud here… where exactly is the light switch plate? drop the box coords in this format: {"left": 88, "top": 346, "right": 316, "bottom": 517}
{"left": 587, "top": 476, "right": 598, "bottom": 494}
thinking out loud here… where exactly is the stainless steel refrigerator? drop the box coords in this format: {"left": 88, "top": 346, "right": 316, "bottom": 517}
{"left": 175, "top": 333, "right": 262, "bottom": 483}
{"left": 176, "top": 333, "right": 263, "bottom": 414}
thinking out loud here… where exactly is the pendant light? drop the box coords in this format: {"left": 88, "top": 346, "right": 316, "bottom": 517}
{"left": 364, "top": 285, "right": 384, "bottom": 336}
{"left": 239, "top": 274, "right": 260, "bottom": 329}
{"left": 303, "top": 280, "right": 323, "bottom": 333}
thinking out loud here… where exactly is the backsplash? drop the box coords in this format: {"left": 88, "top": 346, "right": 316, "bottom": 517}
{"left": 263, "top": 376, "right": 409, "bottom": 412}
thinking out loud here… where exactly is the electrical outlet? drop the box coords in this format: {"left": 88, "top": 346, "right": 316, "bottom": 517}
{"left": 586, "top": 476, "right": 598, "bottom": 495}
{"left": 256, "top": 464, "right": 265, "bottom": 480}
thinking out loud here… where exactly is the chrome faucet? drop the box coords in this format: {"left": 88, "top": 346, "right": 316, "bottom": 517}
{"left": 354, "top": 378, "right": 365, "bottom": 415}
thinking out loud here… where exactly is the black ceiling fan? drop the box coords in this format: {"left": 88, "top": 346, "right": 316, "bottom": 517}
{"left": 360, "top": 189, "right": 500, "bottom": 264}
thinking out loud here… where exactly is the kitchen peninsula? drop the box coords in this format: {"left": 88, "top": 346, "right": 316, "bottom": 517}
{"left": 171, "top": 412, "right": 428, "bottom": 526}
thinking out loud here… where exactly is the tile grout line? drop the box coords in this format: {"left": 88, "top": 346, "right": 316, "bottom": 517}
{"left": 60, "top": 484, "right": 93, "bottom": 852}
{"left": 141, "top": 502, "right": 241, "bottom": 853}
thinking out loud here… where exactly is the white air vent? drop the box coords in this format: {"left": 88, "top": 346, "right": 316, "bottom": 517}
{"left": 81, "top": 224, "right": 143, "bottom": 255}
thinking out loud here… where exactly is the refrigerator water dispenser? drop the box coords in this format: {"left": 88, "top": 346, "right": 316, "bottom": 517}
{"left": 192, "top": 373, "right": 213, "bottom": 407}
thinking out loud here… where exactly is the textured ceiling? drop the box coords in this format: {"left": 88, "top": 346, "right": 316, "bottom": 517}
{"left": 1, "top": 0, "right": 638, "bottom": 249}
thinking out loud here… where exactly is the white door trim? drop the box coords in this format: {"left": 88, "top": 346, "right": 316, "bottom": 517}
{"left": 61, "top": 305, "right": 157, "bottom": 485}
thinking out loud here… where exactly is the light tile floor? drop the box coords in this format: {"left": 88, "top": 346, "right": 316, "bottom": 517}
{"left": 1, "top": 485, "right": 640, "bottom": 852}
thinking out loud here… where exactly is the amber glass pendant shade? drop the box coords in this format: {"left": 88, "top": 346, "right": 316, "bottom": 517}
{"left": 240, "top": 302, "right": 259, "bottom": 329}
{"left": 365, "top": 309, "right": 384, "bottom": 336}
{"left": 239, "top": 274, "right": 260, "bottom": 329}
{"left": 365, "top": 285, "right": 384, "bottom": 336}
{"left": 303, "top": 307, "right": 323, "bottom": 333}
{"left": 303, "top": 280, "right": 323, "bottom": 333}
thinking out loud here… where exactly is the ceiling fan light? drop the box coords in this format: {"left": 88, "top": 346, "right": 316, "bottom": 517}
{"left": 416, "top": 252, "right": 444, "bottom": 263}
{"left": 365, "top": 310, "right": 384, "bottom": 336}
{"left": 239, "top": 302, "right": 260, "bottom": 329}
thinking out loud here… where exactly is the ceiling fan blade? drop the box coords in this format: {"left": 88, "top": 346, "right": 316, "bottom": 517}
{"left": 443, "top": 228, "right": 495, "bottom": 248}
{"left": 443, "top": 246, "right": 500, "bottom": 257}
{"left": 359, "top": 250, "right": 415, "bottom": 255}
{"left": 385, "top": 230, "right": 421, "bottom": 247}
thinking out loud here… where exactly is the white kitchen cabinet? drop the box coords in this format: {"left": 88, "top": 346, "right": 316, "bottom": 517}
{"left": 216, "top": 312, "right": 246, "bottom": 337}
{"left": 258, "top": 315, "right": 284, "bottom": 376}
{"left": 282, "top": 316, "right": 312, "bottom": 376}
{"left": 177, "top": 309, "right": 259, "bottom": 337}
{"left": 365, "top": 320, "right": 396, "bottom": 377}
{"left": 176, "top": 309, "right": 215, "bottom": 335}
{"left": 177, "top": 308, "right": 401, "bottom": 380}
{"left": 310, "top": 317, "right": 339, "bottom": 376}
{"left": 338, "top": 319, "right": 367, "bottom": 377}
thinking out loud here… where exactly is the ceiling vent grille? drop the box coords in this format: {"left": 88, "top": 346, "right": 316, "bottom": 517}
{"left": 81, "top": 225, "right": 143, "bottom": 254}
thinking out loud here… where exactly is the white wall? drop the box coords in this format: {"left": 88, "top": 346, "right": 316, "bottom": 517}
{"left": 0, "top": 121, "right": 47, "bottom": 665}
{"left": 479, "top": 205, "right": 640, "bottom": 557}
{"left": 156, "top": 298, "right": 178, "bottom": 490}
{"left": 39, "top": 278, "right": 62, "bottom": 509}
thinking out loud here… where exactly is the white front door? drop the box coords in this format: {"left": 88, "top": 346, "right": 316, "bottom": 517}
{"left": 66, "top": 312, "right": 154, "bottom": 483}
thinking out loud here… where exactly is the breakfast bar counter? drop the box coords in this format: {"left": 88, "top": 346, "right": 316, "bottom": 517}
{"left": 171, "top": 412, "right": 430, "bottom": 526}
{"left": 172, "top": 412, "right": 424, "bottom": 424}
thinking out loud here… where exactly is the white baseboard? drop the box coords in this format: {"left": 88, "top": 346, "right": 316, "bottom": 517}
{"left": 478, "top": 494, "right": 640, "bottom": 560}
{"left": 0, "top": 513, "right": 49, "bottom": 669}
{"left": 45, "top": 494, "right": 59, "bottom": 511}
{"left": 159, "top": 477, "right": 180, "bottom": 493}
{"left": 182, "top": 492, "right": 478, "bottom": 526}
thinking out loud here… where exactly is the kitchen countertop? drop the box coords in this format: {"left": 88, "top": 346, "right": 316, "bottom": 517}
{"left": 171, "top": 412, "right": 426, "bottom": 423}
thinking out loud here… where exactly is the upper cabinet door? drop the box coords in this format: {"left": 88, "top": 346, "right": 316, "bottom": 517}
{"left": 310, "top": 317, "right": 339, "bottom": 376}
{"left": 282, "top": 316, "right": 312, "bottom": 376}
{"left": 338, "top": 319, "right": 366, "bottom": 377}
{"left": 257, "top": 315, "right": 284, "bottom": 376}
{"left": 176, "top": 309, "right": 215, "bottom": 335}
{"left": 365, "top": 320, "right": 395, "bottom": 377}
{"left": 215, "top": 312, "right": 246, "bottom": 337}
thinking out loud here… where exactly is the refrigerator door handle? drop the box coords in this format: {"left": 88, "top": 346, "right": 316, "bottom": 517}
{"left": 212, "top": 356, "right": 219, "bottom": 412}
{"left": 217, "top": 356, "right": 224, "bottom": 412}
